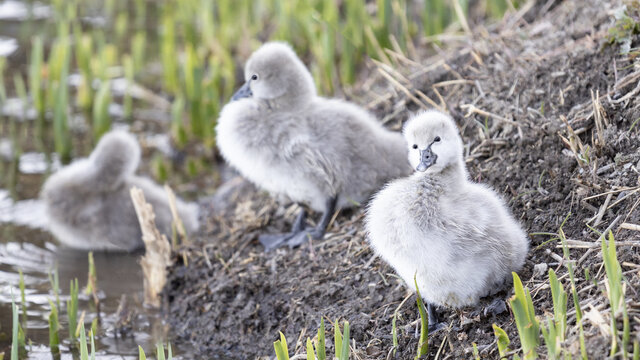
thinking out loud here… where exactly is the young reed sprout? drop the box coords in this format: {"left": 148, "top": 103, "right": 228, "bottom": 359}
{"left": 84, "top": 252, "right": 98, "bottom": 297}
{"left": 68, "top": 278, "right": 79, "bottom": 341}
{"left": 317, "top": 318, "right": 327, "bottom": 360}
{"left": 602, "top": 231, "right": 630, "bottom": 358}
{"left": 74, "top": 31, "right": 94, "bottom": 112}
{"left": 414, "top": 275, "right": 429, "bottom": 359}
{"left": 334, "top": 320, "right": 350, "bottom": 360}
{"left": 132, "top": 32, "right": 146, "bottom": 73}
{"left": 92, "top": 80, "right": 112, "bottom": 141}
{"left": 48, "top": 268, "right": 61, "bottom": 312}
{"left": 273, "top": 332, "right": 289, "bottom": 360}
{"left": 29, "top": 37, "right": 45, "bottom": 124}
{"left": 11, "top": 291, "right": 18, "bottom": 360}
{"left": 48, "top": 300, "right": 60, "bottom": 357}
{"left": 492, "top": 323, "right": 511, "bottom": 359}
{"left": 509, "top": 272, "right": 539, "bottom": 360}
{"left": 123, "top": 55, "right": 134, "bottom": 120}
{"left": 18, "top": 270, "right": 27, "bottom": 334}
{"left": 558, "top": 224, "right": 587, "bottom": 360}
{"left": 50, "top": 34, "right": 72, "bottom": 163}
{"left": 78, "top": 323, "right": 96, "bottom": 360}
{"left": 540, "top": 268, "right": 568, "bottom": 359}
{"left": 472, "top": 343, "right": 481, "bottom": 360}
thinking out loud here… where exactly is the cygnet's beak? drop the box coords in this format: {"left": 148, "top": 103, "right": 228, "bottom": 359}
{"left": 416, "top": 146, "right": 437, "bottom": 172}
{"left": 231, "top": 81, "right": 252, "bottom": 101}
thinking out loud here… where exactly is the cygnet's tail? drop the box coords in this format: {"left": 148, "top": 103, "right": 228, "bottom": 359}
{"left": 89, "top": 130, "right": 141, "bottom": 189}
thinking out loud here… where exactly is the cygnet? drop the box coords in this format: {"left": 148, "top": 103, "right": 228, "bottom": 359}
{"left": 365, "top": 110, "right": 529, "bottom": 329}
{"left": 216, "top": 41, "right": 411, "bottom": 250}
{"left": 41, "top": 130, "right": 199, "bottom": 251}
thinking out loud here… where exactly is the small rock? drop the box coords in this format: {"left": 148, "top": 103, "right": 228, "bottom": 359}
{"left": 533, "top": 263, "right": 548, "bottom": 278}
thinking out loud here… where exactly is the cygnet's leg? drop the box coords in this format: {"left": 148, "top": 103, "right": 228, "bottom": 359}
{"left": 259, "top": 208, "right": 307, "bottom": 251}
{"left": 413, "top": 302, "right": 445, "bottom": 336}
{"left": 285, "top": 196, "right": 337, "bottom": 248}
{"left": 427, "top": 302, "right": 446, "bottom": 333}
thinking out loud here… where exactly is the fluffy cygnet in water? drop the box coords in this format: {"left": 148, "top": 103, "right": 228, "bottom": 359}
{"left": 365, "top": 110, "right": 529, "bottom": 330}
{"left": 41, "top": 130, "right": 199, "bottom": 251}
{"left": 216, "top": 41, "right": 411, "bottom": 250}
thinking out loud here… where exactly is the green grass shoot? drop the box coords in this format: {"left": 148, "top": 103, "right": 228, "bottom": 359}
{"left": 79, "top": 323, "right": 88, "bottom": 360}
{"left": 68, "top": 278, "right": 79, "bottom": 341}
{"left": 492, "top": 323, "right": 511, "bottom": 358}
{"left": 317, "top": 318, "right": 326, "bottom": 360}
{"left": 306, "top": 337, "right": 315, "bottom": 360}
{"left": 48, "top": 268, "right": 61, "bottom": 312}
{"left": 414, "top": 274, "right": 429, "bottom": 359}
{"left": 123, "top": 55, "right": 134, "bottom": 120}
{"left": 84, "top": 252, "right": 98, "bottom": 296}
{"left": 92, "top": 80, "right": 112, "bottom": 141}
{"left": 11, "top": 291, "right": 18, "bottom": 360}
{"left": 338, "top": 321, "right": 350, "bottom": 360}
{"left": 602, "top": 231, "right": 630, "bottom": 358}
{"left": 509, "top": 272, "right": 539, "bottom": 359}
{"left": 558, "top": 225, "right": 587, "bottom": 360}
{"left": 18, "top": 270, "right": 26, "bottom": 335}
{"left": 540, "top": 268, "right": 568, "bottom": 359}
{"left": 48, "top": 300, "right": 60, "bottom": 356}
{"left": 157, "top": 343, "right": 165, "bottom": 360}
{"left": 334, "top": 319, "right": 342, "bottom": 359}
{"left": 273, "top": 331, "right": 289, "bottom": 360}
{"left": 29, "top": 36, "right": 45, "bottom": 124}
{"left": 472, "top": 343, "right": 480, "bottom": 360}
{"left": 139, "top": 346, "right": 146, "bottom": 360}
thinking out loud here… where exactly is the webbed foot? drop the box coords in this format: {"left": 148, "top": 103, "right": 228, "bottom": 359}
{"left": 483, "top": 298, "right": 507, "bottom": 317}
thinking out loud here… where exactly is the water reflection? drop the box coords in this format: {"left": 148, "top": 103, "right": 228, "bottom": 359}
{"left": 0, "top": 222, "right": 181, "bottom": 358}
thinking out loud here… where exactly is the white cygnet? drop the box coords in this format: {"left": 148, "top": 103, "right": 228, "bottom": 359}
{"left": 365, "top": 110, "right": 529, "bottom": 328}
{"left": 41, "top": 130, "right": 199, "bottom": 252}
{"left": 216, "top": 41, "right": 411, "bottom": 250}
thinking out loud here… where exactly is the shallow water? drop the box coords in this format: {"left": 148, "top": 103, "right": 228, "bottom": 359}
{"left": 0, "top": 163, "right": 189, "bottom": 358}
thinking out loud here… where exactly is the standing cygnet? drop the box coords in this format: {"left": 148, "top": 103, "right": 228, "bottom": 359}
{"left": 216, "top": 42, "right": 411, "bottom": 250}
{"left": 365, "top": 110, "right": 529, "bottom": 330}
{"left": 41, "top": 130, "right": 199, "bottom": 252}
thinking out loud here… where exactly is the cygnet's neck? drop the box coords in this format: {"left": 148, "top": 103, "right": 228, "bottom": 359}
{"left": 258, "top": 90, "right": 314, "bottom": 112}
{"left": 416, "top": 161, "right": 467, "bottom": 188}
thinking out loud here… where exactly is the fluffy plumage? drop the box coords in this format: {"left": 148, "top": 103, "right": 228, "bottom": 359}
{"left": 216, "top": 42, "right": 410, "bottom": 249}
{"left": 41, "top": 130, "right": 199, "bottom": 251}
{"left": 366, "top": 110, "right": 529, "bottom": 309}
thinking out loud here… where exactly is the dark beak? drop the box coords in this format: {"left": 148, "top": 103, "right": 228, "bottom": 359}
{"left": 231, "top": 82, "right": 252, "bottom": 101}
{"left": 416, "top": 146, "right": 437, "bottom": 172}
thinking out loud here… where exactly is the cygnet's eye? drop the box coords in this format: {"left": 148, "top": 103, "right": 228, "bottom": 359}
{"left": 412, "top": 144, "right": 418, "bottom": 149}
{"left": 433, "top": 136, "right": 441, "bottom": 142}
{"left": 251, "top": 74, "right": 258, "bottom": 81}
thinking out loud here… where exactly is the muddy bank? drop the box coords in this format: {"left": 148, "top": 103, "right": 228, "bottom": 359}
{"left": 165, "top": 0, "right": 640, "bottom": 358}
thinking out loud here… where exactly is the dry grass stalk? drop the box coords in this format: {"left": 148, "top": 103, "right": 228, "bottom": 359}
{"left": 591, "top": 90, "right": 606, "bottom": 148}
{"left": 130, "top": 187, "right": 171, "bottom": 308}
{"left": 460, "top": 104, "right": 519, "bottom": 126}
{"left": 620, "top": 223, "right": 640, "bottom": 231}
{"left": 164, "top": 184, "right": 189, "bottom": 245}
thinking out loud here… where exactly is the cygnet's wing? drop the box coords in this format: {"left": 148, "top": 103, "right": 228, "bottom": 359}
{"left": 443, "top": 184, "right": 514, "bottom": 259}
{"left": 280, "top": 129, "right": 343, "bottom": 197}
{"left": 40, "top": 159, "right": 97, "bottom": 210}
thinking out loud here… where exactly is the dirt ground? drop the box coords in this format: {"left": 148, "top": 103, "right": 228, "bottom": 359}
{"left": 163, "top": 0, "right": 640, "bottom": 358}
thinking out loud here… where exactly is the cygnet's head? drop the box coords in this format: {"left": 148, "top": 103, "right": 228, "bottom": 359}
{"left": 90, "top": 130, "right": 141, "bottom": 179}
{"left": 231, "top": 42, "right": 316, "bottom": 107}
{"left": 403, "top": 111, "right": 463, "bottom": 174}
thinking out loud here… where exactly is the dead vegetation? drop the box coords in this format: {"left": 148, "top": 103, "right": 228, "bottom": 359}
{"left": 164, "top": 0, "right": 640, "bottom": 358}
